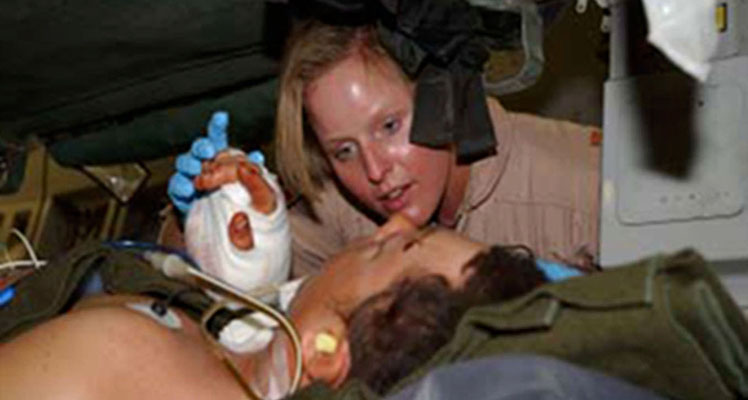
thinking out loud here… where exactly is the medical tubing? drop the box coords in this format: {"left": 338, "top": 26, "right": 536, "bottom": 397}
{"left": 12, "top": 228, "right": 39, "bottom": 267}
{"left": 151, "top": 286, "right": 206, "bottom": 317}
{"left": 200, "top": 301, "right": 263, "bottom": 400}
{"left": 0, "top": 260, "right": 47, "bottom": 271}
{"left": 105, "top": 240, "right": 302, "bottom": 396}
{"left": 204, "top": 307, "right": 253, "bottom": 338}
{"left": 105, "top": 240, "right": 200, "bottom": 269}
{"left": 0, "top": 229, "right": 48, "bottom": 272}
{"left": 184, "top": 267, "right": 303, "bottom": 396}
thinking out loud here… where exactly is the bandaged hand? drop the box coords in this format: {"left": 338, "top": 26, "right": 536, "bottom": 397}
{"left": 184, "top": 148, "right": 292, "bottom": 296}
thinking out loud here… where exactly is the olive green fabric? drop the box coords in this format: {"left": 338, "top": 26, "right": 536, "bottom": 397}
{"left": 0, "top": 241, "right": 213, "bottom": 342}
{"left": 291, "top": 249, "right": 748, "bottom": 400}
{"left": 48, "top": 78, "right": 279, "bottom": 167}
{"left": 0, "top": 1, "right": 285, "bottom": 140}
{"left": 288, "top": 382, "right": 379, "bottom": 400}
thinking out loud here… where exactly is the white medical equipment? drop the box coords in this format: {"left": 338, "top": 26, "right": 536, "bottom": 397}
{"left": 600, "top": 0, "right": 748, "bottom": 310}
{"left": 160, "top": 253, "right": 303, "bottom": 400}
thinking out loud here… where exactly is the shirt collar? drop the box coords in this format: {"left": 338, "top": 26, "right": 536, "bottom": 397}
{"left": 462, "top": 98, "right": 515, "bottom": 212}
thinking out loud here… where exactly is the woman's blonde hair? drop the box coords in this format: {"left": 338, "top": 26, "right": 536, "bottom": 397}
{"left": 274, "top": 20, "right": 399, "bottom": 201}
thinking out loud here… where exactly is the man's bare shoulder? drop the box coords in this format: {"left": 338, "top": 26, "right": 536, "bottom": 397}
{"left": 0, "top": 301, "right": 247, "bottom": 400}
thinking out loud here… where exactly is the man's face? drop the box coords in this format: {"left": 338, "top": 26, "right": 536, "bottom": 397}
{"left": 283, "top": 217, "right": 487, "bottom": 389}
{"left": 287, "top": 217, "right": 487, "bottom": 388}
{"left": 304, "top": 53, "right": 454, "bottom": 227}
{"left": 292, "top": 218, "right": 486, "bottom": 319}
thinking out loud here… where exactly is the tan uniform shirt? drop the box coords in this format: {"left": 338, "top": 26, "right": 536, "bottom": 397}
{"left": 290, "top": 98, "right": 601, "bottom": 276}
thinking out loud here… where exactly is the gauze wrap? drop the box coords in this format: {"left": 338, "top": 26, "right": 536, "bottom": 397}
{"left": 184, "top": 162, "right": 291, "bottom": 295}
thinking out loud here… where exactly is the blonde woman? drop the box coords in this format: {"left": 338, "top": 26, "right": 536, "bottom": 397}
{"left": 169, "top": 20, "right": 600, "bottom": 276}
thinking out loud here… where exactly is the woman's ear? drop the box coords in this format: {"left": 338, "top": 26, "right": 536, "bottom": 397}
{"left": 301, "top": 329, "right": 351, "bottom": 388}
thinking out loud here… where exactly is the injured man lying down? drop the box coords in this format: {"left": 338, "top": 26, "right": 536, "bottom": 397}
{"left": 1, "top": 150, "right": 747, "bottom": 400}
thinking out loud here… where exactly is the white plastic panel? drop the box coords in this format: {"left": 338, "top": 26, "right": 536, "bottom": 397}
{"left": 601, "top": 1, "right": 748, "bottom": 310}
{"left": 600, "top": 64, "right": 748, "bottom": 263}
{"left": 614, "top": 76, "right": 744, "bottom": 224}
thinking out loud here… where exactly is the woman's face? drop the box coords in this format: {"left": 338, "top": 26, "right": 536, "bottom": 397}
{"left": 304, "top": 53, "right": 453, "bottom": 226}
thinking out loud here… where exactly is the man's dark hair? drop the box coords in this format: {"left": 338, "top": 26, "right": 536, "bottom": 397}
{"left": 347, "top": 245, "right": 548, "bottom": 395}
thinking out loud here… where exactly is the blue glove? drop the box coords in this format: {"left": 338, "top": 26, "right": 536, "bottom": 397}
{"left": 168, "top": 111, "right": 230, "bottom": 214}
{"left": 535, "top": 259, "right": 583, "bottom": 282}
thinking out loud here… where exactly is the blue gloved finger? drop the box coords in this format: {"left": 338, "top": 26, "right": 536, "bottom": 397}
{"left": 175, "top": 153, "right": 202, "bottom": 177}
{"left": 191, "top": 137, "right": 218, "bottom": 160}
{"left": 206, "top": 111, "right": 229, "bottom": 152}
{"left": 168, "top": 173, "right": 196, "bottom": 200}
{"left": 172, "top": 197, "right": 193, "bottom": 214}
{"left": 247, "top": 150, "right": 265, "bottom": 166}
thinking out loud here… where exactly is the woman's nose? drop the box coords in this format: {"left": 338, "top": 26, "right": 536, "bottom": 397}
{"left": 360, "top": 143, "right": 391, "bottom": 184}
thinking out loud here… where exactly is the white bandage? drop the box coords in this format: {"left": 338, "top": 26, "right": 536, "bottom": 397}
{"left": 216, "top": 278, "right": 306, "bottom": 354}
{"left": 185, "top": 160, "right": 291, "bottom": 295}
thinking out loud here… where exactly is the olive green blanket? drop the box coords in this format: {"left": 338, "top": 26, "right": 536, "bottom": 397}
{"left": 292, "top": 249, "right": 748, "bottom": 400}
{"left": 0, "top": 241, "right": 213, "bottom": 342}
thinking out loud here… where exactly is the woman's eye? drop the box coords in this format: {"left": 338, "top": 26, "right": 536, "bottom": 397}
{"left": 332, "top": 143, "right": 357, "bottom": 161}
{"left": 382, "top": 116, "right": 401, "bottom": 135}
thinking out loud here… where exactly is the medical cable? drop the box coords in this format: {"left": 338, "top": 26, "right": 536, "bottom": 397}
{"left": 105, "top": 240, "right": 303, "bottom": 397}
{"left": 149, "top": 286, "right": 205, "bottom": 318}
{"left": 162, "top": 258, "right": 303, "bottom": 398}
{"left": 0, "top": 229, "right": 47, "bottom": 307}
{"left": 0, "top": 229, "right": 47, "bottom": 272}
{"left": 106, "top": 240, "right": 199, "bottom": 268}
{"left": 200, "top": 300, "right": 263, "bottom": 400}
